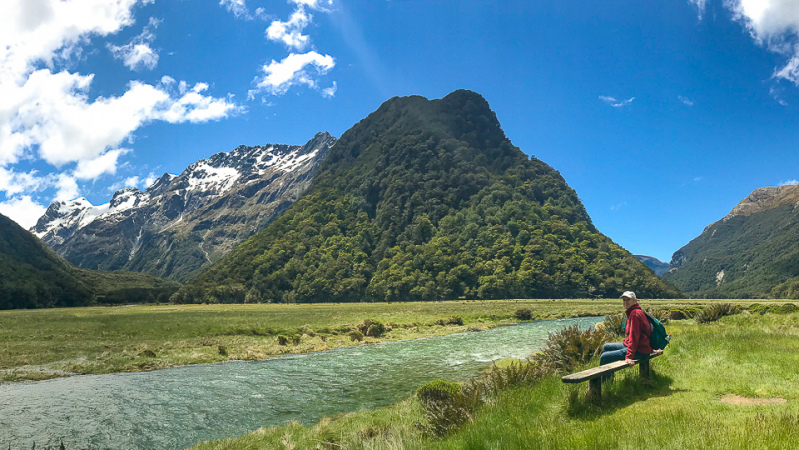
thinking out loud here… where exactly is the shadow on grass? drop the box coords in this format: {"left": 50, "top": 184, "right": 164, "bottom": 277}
{"left": 564, "top": 369, "right": 686, "bottom": 420}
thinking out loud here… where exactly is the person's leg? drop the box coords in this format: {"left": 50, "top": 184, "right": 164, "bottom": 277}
{"left": 599, "top": 342, "right": 628, "bottom": 382}
{"left": 600, "top": 342, "right": 627, "bottom": 365}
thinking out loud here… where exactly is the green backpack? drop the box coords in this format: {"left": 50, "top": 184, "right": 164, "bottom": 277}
{"left": 622, "top": 313, "right": 671, "bottom": 350}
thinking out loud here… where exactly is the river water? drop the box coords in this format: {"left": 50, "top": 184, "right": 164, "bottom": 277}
{"left": 0, "top": 316, "right": 601, "bottom": 449}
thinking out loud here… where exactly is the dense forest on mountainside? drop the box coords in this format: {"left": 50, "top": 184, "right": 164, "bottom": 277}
{"left": 176, "top": 90, "right": 681, "bottom": 303}
{"left": 665, "top": 202, "right": 799, "bottom": 299}
{"left": 0, "top": 213, "right": 179, "bottom": 309}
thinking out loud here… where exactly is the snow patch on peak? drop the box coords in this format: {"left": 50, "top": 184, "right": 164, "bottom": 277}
{"left": 186, "top": 162, "right": 241, "bottom": 193}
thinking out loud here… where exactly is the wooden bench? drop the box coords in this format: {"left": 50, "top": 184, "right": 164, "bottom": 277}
{"left": 561, "top": 353, "right": 660, "bottom": 402}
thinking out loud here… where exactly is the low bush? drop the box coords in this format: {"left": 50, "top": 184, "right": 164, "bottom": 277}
{"left": 514, "top": 309, "right": 533, "bottom": 321}
{"left": 349, "top": 330, "right": 364, "bottom": 342}
{"left": 435, "top": 316, "right": 464, "bottom": 326}
{"left": 695, "top": 303, "right": 741, "bottom": 324}
{"left": 646, "top": 308, "right": 670, "bottom": 324}
{"left": 139, "top": 349, "right": 156, "bottom": 358}
{"left": 276, "top": 335, "right": 289, "bottom": 346}
{"left": 217, "top": 345, "right": 228, "bottom": 356}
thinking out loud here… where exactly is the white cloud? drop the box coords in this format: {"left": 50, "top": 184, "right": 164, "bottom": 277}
{"left": 108, "top": 17, "right": 160, "bottom": 71}
{"left": 74, "top": 148, "right": 131, "bottom": 180}
{"left": 0, "top": 0, "right": 240, "bottom": 214}
{"left": 610, "top": 202, "right": 627, "bottom": 211}
{"left": 678, "top": 95, "right": 695, "bottom": 106}
{"left": 688, "top": 0, "right": 708, "bottom": 20}
{"left": 255, "top": 51, "right": 335, "bottom": 95}
{"left": 727, "top": 0, "right": 799, "bottom": 85}
{"left": 220, "top": 0, "right": 253, "bottom": 19}
{"left": 779, "top": 179, "right": 799, "bottom": 186}
{"left": 291, "top": 0, "right": 333, "bottom": 11}
{"left": 267, "top": 8, "right": 313, "bottom": 50}
{"left": 0, "top": 195, "right": 47, "bottom": 229}
{"left": 55, "top": 174, "right": 80, "bottom": 202}
{"left": 322, "top": 82, "right": 337, "bottom": 98}
{"left": 599, "top": 95, "right": 635, "bottom": 107}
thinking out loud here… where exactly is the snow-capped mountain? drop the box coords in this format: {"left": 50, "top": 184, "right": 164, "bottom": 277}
{"left": 32, "top": 132, "right": 336, "bottom": 281}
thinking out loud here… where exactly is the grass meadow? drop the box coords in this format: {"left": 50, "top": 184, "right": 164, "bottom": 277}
{"left": 191, "top": 308, "right": 799, "bottom": 450}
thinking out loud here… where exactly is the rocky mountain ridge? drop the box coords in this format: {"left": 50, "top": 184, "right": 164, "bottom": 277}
{"left": 32, "top": 132, "right": 336, "bottom": 282}
{"left": 665, "top": 184, "right": 799, "bottom": 298}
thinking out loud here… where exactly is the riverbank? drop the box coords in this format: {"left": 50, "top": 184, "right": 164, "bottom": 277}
{"left": 192, "top": 310, "right": 799, "bottom": 449}
{"left": 0, "top": 299, "right": 734, "bottom": 382}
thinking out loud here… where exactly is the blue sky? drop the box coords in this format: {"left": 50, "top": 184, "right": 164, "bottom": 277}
{"left": 2, "top": 0, "right": 799, "bottom": 264}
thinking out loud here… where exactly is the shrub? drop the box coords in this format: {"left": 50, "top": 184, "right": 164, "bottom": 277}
{"left": 417, "top": 380, "right": 461, "bottom": 404}
{"left": 276, "top": 335, "right": 289, "bottom": 346}
{"left": 514, "top": 309, "right": 533, "bottom": 321}
{"left": 695, "top": 303, "right": 741, "bottom": 324}
{"left": 299, "top": 324, "right": 316, "bottom": 337}
{"left": 435, "top": 316, "right": 464, "bottom": 326}
{"left": 780, "top": 303, "right": 799, "bottom": 314}
{"left": 749, "top": 303, "right": 798, "bottom": 315}
{"left": 349, "top": 330, "right": 364, "bottom": 342}
{"left": 217, "top": 345, "right": 228, "bottom": 356}
{"left": 140, "top": 349, "right": 156, "bottom": 358}
{"left": 366, "top": 322, "right": 386, "bottom": 337}
{"left": 646, "top": 308, "right": 670, "bottom": 324}
{"left": 533, "top": 325, "right": 608, "bottom": 373}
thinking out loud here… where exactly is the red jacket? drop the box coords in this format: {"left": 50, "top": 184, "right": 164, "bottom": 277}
{"left": 622, "top": 303, "right": 652, "bottom": 360}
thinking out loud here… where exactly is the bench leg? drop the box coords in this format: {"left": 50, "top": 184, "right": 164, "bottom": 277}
{"left": 587, "top": 378, "right": 601, "bottom": 403}
{"left": 639, "top": 358, "right": 650, "bottom": 380}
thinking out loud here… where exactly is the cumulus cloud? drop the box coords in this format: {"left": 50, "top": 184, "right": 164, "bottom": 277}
{"left": 0, "top": 195, "right": 47, "bottom": 229}
{"left": 254, "top": 51, "right": 335, "bottom": 95}
{"left": 678, "top": 95, "right": 694, "bottom": 106}
{"left": 779, "top": 179, "right": 799, "bottom": 186}
{"left": 0, "top": 0, "right": 241, "bottom": 225}
{"left": 599, "top": 95, "right": 635, "bottom": 107}
{"left": 108, "top": 17, "right": 161, "bottom": 71}
{"left": 267, "top": 8, "right": 313, "bottom": 50}
{"left": 727, "top": 0, "right": 799, "bottom": 85}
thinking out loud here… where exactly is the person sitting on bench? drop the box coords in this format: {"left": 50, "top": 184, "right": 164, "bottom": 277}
{"left": 600, "top": 291, "right": 663, "bottom": 367}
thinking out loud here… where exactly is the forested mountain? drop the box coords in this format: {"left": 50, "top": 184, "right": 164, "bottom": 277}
{"left": 32, "top": 133, "right": 335, "bottom": 282}
{"left": 0, "top": 213, "right": 178, "bottom": 309}
{"left": 665, "top": 185, "right": 799, "bottom": 298}
{"left": 175, "top": 90, "right": 680, "bottom": 303}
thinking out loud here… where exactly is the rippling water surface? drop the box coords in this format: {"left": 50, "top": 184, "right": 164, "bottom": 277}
{"left": 0, "top": 316, "right": 601, "bottom": 449}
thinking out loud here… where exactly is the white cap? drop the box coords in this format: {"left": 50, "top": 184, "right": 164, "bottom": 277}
{"left": 621, "top": 291, "right": 637, "bottom": 301}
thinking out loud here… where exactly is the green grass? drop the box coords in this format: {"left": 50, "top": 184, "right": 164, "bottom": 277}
{"left": 191, "top": 310, "right": 799, "bottom": 450}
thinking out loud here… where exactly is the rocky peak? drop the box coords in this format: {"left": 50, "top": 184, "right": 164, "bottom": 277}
{"left": 724, "top": 184, "right": 799, "bottom": 221}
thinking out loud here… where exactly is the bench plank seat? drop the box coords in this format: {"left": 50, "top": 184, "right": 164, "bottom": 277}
{"left": 561, "top": 352, "right": 660, "bottom": 402}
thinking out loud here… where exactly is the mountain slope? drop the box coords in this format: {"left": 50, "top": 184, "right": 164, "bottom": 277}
{"left": 33, "top": 133, "right": 336, "bottom": 282}
{"left": 664, "top": 184, "right": 799, "bottom": 298}
{"left": 0, "top": 213, "right": 178, "bottom": 309}
{"left": 177, "top": 90, "right": 680, "bottom": 303}
{"left": 635, "top": 255, "right": 670, "bottom": 277}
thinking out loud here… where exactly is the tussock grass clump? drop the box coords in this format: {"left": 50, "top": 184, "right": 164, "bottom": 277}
{"left": 514, "top": 308, "right": 533, "bottom": 321}
{"left": 348, "top": 330, "right": 364, "bottom": 342}
{"left": 646, "top": 308, "right": 670, "bottom": 323}
{"left": 435, "top": 316, "right": 464, "bottom": 326}
{"left": 357, "top": 319, "right": 386, "bottom": 337}
{"left": 602, "top": 313, "right": 625, "bottom": 338}
{"left": 695, "top": 303, "right": 741, "bottom": 323}
{"left": 416, "top": 379, "right": 480, "bottom": 436}
{"left": 533, "top": 324, "right": 608, "bottom": 372}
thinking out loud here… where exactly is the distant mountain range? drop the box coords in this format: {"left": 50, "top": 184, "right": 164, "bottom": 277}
{"left": 635, "top": 255, "right": 670, "bottom": 277}
{"left": 0, "top": 212, "right": 177, "bottom": 309}
{"left": 664, "top": 185, "right": 799, "bottom": 298}
{"left": 175, "top": 90, "right": 680, "bottom": 303}
{"left": 32, "top": 132, "right": 336, "bottom": 282}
